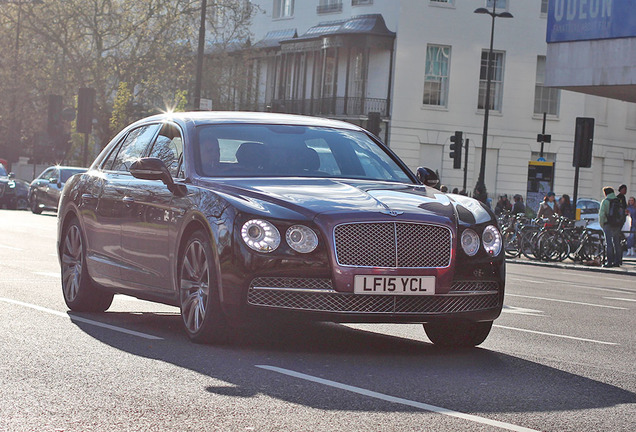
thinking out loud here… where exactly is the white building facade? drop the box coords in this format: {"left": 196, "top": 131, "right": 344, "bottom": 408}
{"left": 243, "top": 0, "right": 636, "bottom": 203}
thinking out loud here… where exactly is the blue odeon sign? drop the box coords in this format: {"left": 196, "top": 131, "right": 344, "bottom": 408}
{"left": 547, "top": 0, "right": 636, "bottom": 42}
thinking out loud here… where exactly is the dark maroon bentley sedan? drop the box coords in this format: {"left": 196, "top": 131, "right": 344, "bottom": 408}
{"left": 57, "top": 112, "right": 505, "bottom": 346}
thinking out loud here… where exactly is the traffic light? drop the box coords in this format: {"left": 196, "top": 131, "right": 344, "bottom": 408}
{"left": 77, "top": 88, "right": 96, "bottom": 133}
{"left": 449, "top": 131, "right": 463, "bottom": 169}
{"left": 47, "top": 95, "right": 63, "bottom": 136}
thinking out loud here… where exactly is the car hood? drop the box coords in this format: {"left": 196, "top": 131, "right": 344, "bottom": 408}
{"left": 198, "top": 178, "right": 493, "bottom": 225}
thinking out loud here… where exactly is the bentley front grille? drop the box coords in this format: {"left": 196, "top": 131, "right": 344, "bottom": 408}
{"left": 334, "top": 222, "right": 452, "bottom": 268}
{"left": 247, "top": 288, "right": 499, "bottom": 314}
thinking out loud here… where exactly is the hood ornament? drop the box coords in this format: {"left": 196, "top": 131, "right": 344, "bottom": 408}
{"left": 380, "top": 209, "right": 404, "bottom": 217}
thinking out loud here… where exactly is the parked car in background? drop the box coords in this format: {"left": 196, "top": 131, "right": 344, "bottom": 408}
{"left": 576, "top": 198, "right": 601, "bottom": 222}
{"left": 0, "top": 162, "right": 18, "bottom": 209}
{"left": 57, "top": 112, "right": 505, "bottom": 347}
{"left": 13, "top": 179, "right": 30, "bottom": 210}
{"left": 29, "top": 166, "right": 86, "bottom": 213}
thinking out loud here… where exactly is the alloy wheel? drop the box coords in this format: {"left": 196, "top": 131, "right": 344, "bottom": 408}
{"left": 180, "top": 239, "right": 210, "bottom": 333}
{"left": 62, "top": 225, "right": 83, "bottom": 302}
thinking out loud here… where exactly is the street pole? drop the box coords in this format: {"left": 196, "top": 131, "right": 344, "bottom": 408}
{"left": 463, "top": 138, "right": 469, "bottom": 192}
{"left": 193, "top": 0, "right": 207, "bottom": 111}
{"left": 540, "top": 112, "right": 547, "bottom": 158}
{"left": 473, "top": 4, "right": 513, "bottom": 204}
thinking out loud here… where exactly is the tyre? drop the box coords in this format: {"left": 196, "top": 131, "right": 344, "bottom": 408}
{"left": 424, "top": 320, "right": 493, "bottom": 347}
{"left": 30, "top": 195, "right": 42, "bottom": 214}
{"left": 502, "top": 229, "right": 520, "bottom": 258}
{"left": 178, "top": 230, "right": 229, "bottom": 344}
{"left": 61, "top": 219, "right": 113, "bottom": 312}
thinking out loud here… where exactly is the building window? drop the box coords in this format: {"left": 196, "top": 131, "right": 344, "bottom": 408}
{"left": 430, "top": 0, "right": 453, "bottom": 4}
{"left": 273, "top": 0, "right": 294, "bottom": 18}
{"left": 540, "top": 0, "right": 549, "bottom": 15}
{"left": 534, "top": 56, "right": 560, "bottom": 116}
{"left": 317, "top": 0, "right": 343, "bottom": 14}
{"left": 477, "top": 50, "right": 505, "bottom": 112}
{"left": 423, "top": 45, "right": 451, "bottom": 107}
{"left": 486, "top": 0, "right": 508, "bottom": 11}
{"left": 352, "top": 0, "right": 372, "bottom": 5}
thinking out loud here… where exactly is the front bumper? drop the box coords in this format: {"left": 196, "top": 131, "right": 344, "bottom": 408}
{"left": 245, "top": 277, "right": 503, "bottom": 323}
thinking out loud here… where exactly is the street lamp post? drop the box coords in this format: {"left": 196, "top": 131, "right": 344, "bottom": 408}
{"left": 473, "top": 3, "right": 513, "bottom": 204}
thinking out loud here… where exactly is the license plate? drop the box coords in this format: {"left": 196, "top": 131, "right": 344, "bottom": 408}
{"left": 353, "top": 275, "right": 435, "bottom": 295}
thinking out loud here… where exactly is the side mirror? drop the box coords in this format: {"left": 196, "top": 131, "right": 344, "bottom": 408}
{"left": 8, "top": 172, "right": 15, "bottom": 179}
{"left": 416, "top": 167, "right": 440, "bottom": 187}
{"left": 49, "top": 177, "right": 58, "bottom": 184}
{"left": 130, "top": 157, "right": 186, "bottom": 196}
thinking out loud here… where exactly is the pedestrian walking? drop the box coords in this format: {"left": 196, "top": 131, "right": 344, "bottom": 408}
{"left": 627, "top": 196, "right": 636, "bottom": 256}
{"left": 599, "top": 187, "right": 626, "bottom": 267}
{"left": 536, "top": 192, "right": 560, "bottom": 225}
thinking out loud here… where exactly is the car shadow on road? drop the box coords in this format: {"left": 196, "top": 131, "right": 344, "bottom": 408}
{"left": 69, "top": 311, "right": 636, "bottom": 417}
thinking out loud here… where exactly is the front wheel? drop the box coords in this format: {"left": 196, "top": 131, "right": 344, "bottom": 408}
{"left": 61, "top": 219, "right": 113, "bottom": 312}
{"left": 30, "top": 194, "right": 42, "bottom": 214}
{"left": 424, "top": 320, "right": 493, "bottom": 347}
{"left": 179, "top": 230, "right": 229, "bottom": 344}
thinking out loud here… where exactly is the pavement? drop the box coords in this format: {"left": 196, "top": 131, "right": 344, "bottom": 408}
{"left": 1, "top": 209, "right": 635, "bottom": 432}
{"left": 508, "top": 254, "right": 636, "bottom": 275}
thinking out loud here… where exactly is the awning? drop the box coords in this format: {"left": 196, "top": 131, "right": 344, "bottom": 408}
{"left": 252, "top": 28, "right": 298, "bottom": 49}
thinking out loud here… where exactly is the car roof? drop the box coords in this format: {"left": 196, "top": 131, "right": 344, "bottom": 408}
{"left": 46, "top": 166, "right": 87, "bottom": 171}
{"left": 136, "top": 111, "right": 364, "bottom": 131}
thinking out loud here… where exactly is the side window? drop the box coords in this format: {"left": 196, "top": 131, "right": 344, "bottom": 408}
{"left": 108, "top": 124, "right": 160, "bottom": 172}
{"left": 147, "top": 123, "right": 183, "bottom": 178}
{"left": 39, "top": 168, "right": 54, "bottom": 180}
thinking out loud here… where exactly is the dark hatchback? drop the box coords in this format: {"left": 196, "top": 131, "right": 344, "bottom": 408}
{"left": 29, "top": 166, "right": 87, "bottom": 213}
{"left": 57, "top": 112, "right": 505, "bottom": 346}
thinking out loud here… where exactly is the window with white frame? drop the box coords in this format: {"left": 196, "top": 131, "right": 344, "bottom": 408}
{"left": 430, "top": 0, "right": 453, "bottom": 5}
{"left": 352, "top": 0, "right": 372, "bottom": 5}
{"left": 423, "top": 45, "right": 451, "bottom": 107}
{"left": 318, "top": 0, "right": 343, "bottom": 14}
{"left": 486, "top": 0, "right": 508, "bottom": 11}
{"left": 541, "top": 0, "right": 549, "bottom": 15}
{"left": 477, "top": 50, "right": 505, "bottom": 112}
{"left": 534, "top": 56, "right": 560, "bottom": 116}
{"left": 273, "top": 0, "right": 294, "bottom": 18}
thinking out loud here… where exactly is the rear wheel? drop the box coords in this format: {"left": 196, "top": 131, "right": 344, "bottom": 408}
{"left": 30, "top": 194, "right": 42, "bottom": 214}
{"left": 61, "top": 219, "right": 113, "bottom": 312}
{"left": 179, "top": 230, "right": 229, "bottom": 344}
{"left": 424, "top": 320, "right": 493, "bottom": 347}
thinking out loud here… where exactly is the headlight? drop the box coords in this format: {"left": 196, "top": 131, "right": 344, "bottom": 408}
{"left": 286, "top": 225, "right": 318, "bottom": 253}
{"left": 241, "top": 219, "right": 280, "bottom": 252}
{"left": 461, "top": 229, "right": 480, "bottom": 256}
{"left": 482, "top": 225, "right": 502, "bottom": 256}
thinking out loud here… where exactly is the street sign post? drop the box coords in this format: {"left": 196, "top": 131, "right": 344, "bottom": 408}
{"left": 526, "top": 160, "right": 555, "bottom": 216}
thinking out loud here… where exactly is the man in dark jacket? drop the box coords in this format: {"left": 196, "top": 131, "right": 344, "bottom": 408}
{"left": 512, "top": 194, "right": 525, "bottom": 215}
{"left": 599, "top": 187, "right": 624, "bottom": 267}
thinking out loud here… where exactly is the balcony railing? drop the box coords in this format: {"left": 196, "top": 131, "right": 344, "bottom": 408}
{"left": 317, "top": 2, "right": 343, "bottom": 14}
{"left": 269, "top": 97, "right": 388, "bottom": 117}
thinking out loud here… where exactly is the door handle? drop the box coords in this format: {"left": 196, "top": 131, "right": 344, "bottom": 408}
{"left": 123, "top": 196, "right": 135, "bottom": 206}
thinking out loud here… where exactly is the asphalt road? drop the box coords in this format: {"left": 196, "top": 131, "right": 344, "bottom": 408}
{"left": 1, "top": 209, "right": 634, "bottom": 432}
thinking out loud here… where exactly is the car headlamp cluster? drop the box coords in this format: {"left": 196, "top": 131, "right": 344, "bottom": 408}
{"left": 286, "top": 225, "right": 319, "bottom": 253}
{"left": 460, "top": 225, "right": 501, "bottom": 257}
{"left": 241, "top": 220, "right": 319, "bottom": 254}
{"left": 482, "top": 225, "right": 502, "bottom": 256}
{"left": 241, "top": 219, "right": 281, "bottom": 252}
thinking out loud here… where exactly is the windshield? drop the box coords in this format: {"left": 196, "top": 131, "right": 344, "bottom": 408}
{"left": 195, "top": 124, "right": 412, "bottom": 183}
{"left": 61, "top": 169, "right": 86, "bottom": 183}
{"left": 0, "top": 163, "right": 7, "bottom": 177}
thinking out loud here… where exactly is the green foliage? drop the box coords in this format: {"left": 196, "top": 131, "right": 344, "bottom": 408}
{"left": 110, "top": 82, "right": 133, "bottom": 135}
{"left": 174, "top": 90, "right": 189, "bottom": 112}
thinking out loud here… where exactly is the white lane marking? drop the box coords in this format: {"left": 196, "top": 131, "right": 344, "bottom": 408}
{"left": 33, "top": 272, "right": 60, "bottom": 278}
{"left": 0, "top": 244, "right": 23, "bottom": 250}
{"left": 0, "top": 297, "right": 163, "bottom": 340}
{"left": 506, "top": 293, "right": 628, "bottom": 310}
{"left": 508, "top": 277, "right": 633, "bottom": 294}
{"left": 604, "top": 297, "right": 636, "bottom": 303}
{"left": 493, "top": 325, "right": 617, "bottom": 346}
{"left": 256, "top": 365, "right": 540, "bottom": 432}
{"left": 501, "top": 305, "right": 545, "bottom": 316}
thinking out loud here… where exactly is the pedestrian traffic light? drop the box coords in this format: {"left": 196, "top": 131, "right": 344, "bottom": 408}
{"left": 449, "top": 131, "right": 463, "bottom": 169}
